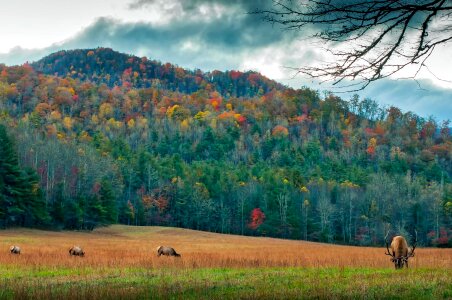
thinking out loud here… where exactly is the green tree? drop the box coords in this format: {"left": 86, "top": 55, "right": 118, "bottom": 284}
{"left": 0, "top": 124, "right": 27, "bottom": 227}
{"left": 99, "top": 178, "right": 118, "bottom": 224}
{"left": 0, "top": 124, "right": 49, "bottom": 227}
{"left": 21, "top": 168, "right": 50, "bottom": 227}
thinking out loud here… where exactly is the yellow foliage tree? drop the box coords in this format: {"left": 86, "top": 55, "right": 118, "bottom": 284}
{"left": 91, "top": 114, "right": 99, "bottom": 125}
{"left": 166, "top": 104, "right": 180, "bottom": 118}
{"left": 137, "top": 117, "right": 148, "bottom": 129}
{"left": 63, "top": 116, "right": 72, "bottom": 130}
{"left": 50, "top": 110, "right": 62, "bottom": 121}
{"left": 127, "top": 118, "right": 135, "bottom": 129}
{"left": 99, "top": 102, "right": 114, "bottom": 119}
{"left": 107, "top": 118, "right": 117, "bottom": 127}
{"left": 180, "top": 119, "right": 189, "bottom": 131}
{"left": 194, "top": 111, "right": 210, "bottom": 121}
{"left": 340, "top": 180, "right": 360, "bottom": 189}
{"left": 115, "top": 120, "right": 123, "bottom": 129}
{"left": 79, "top": 131, "right": 92, "bottom": 142}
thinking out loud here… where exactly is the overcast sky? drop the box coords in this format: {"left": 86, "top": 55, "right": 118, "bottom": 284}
{"left": 1, "top": 0, "right": 451, "bottom": 121}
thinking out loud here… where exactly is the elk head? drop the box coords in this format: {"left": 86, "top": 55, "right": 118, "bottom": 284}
{"left": 385, "top": 230, "right": 417, "bottom": 269}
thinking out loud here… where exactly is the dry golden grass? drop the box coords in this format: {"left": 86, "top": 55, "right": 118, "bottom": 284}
{"left": 1, "top": 226, "right": 451, "bottom": 299}
{"left": 1, "top": 225, "right": 451, "bottom": 270}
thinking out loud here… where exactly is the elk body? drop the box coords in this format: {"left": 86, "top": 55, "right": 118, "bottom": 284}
{"left": 69, "top": 246, "right": 85, "bottom": 257}
{"left": 10, "top": 245, "right": 21, "bottom": 254}
{"left": 385, "top": 233, "right": 416, "bottom": 269}
{"left": 156, "top": 246, "right": 180, "bottom": 257}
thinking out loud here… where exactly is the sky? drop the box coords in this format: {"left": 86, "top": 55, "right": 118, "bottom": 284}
{"left": 0, "top": 0, "right": 451, "bottom": 121}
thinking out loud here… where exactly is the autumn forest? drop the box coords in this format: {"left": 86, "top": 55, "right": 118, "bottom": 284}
{"left": 0, "top": 48, "right": 451, "bottom": 247}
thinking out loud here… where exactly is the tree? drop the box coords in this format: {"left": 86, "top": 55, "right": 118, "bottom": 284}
{"left": 248, "top": 208, "right": 266, "bottom": 230}
{"left": 0, "top": 124, "right": 26, "bottom": 227}
{"left": 0, "top": 125, "right": 49, "bottom": 227}
{"left": 21, "top": 168, "right": 50, "bottom": 227}
{"left": 302, "top": 199, "right": 310, "bottom": 240}
{"left": 99, "top": 178, "right": 118, "bottom": 224}
{"left": 256, "top": 0, "right": 452, "bottom": 90}
{"left": 0, "top": 49, "right": 451, "bottom": 244}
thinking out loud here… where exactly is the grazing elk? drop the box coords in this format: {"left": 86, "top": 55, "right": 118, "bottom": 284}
{"left": 69, "top": 246, "right": 85, "bottom": 257}
{"left": 385, "top": 231, "right": 417, "bottom": 269}
{"left": 156, "top": 246, "right": 181, "bottom": 257}
{"left": 10, "top": 245, "right": 21, "bottom": 254}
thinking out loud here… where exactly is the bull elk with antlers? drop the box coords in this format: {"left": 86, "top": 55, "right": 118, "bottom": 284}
{"left": 385, "top": 231, "right": 417, "bottom": 269}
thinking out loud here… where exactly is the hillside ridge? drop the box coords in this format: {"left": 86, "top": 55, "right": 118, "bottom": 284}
{"left": 31, "top": 48, "right": 286, "bottom": 98}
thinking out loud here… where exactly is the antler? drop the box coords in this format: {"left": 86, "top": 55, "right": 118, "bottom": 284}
{"left": 408, "top": 229, "right": 417, "bottom": 257}
{"left": 384, "top": 231, "right": 394, "bottom": 257}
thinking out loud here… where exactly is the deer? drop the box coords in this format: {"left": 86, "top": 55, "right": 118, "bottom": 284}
{"left": 385, "top": 231, "right": 417, "bottom": 269}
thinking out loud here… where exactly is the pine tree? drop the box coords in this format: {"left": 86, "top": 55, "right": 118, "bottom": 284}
{"left": 0, "top": 124, "right": 26, "bottom": 227}
{"left": 50, "top": 183, "right": 66, "bottom": 227}
{"left": 0, "top": 125, "right": 49, "bottom": 227}
{"left": 21, "top": 168, "right": 50, "bottom": 227}
{"left": 85, "top": 193, "right": 105, "bottom": 230}
{"left": 64, "top": 197, "right": 83, "bottom": 230}
{"left": 99, "top": 178, "right": 117, "bottom": 224}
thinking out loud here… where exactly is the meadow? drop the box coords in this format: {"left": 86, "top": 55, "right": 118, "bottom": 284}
{"left": 0, "top": 225, "right": 451, "bottom": 299}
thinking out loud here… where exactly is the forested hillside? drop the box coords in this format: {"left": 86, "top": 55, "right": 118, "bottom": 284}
{"left": 0, "top": 48, "right": 451, "bottom": 246}
{"left": 31, "top": 48, "right": 284, "bottom": 97}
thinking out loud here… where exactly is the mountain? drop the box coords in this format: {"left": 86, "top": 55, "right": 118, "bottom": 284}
{"left": 31, "top": 48, "right": 285, "bottom": 98}
{"left": 0, "top": 48, "right": 451, "bottom": 246}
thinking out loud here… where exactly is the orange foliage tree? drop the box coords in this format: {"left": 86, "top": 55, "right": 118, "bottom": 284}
{"left": 272, "top": 125, "right": 289, "bottom": 137}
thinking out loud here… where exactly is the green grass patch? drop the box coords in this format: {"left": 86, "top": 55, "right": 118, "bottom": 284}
{"left": 0, "top": 266, "right": 450, "bottom": 299}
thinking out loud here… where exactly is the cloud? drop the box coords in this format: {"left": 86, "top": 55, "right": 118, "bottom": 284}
{"left": 291, "top": 77, "right": 452, "bottom": 121}
{"left": 128, "top": 0, "right": 265, "bottom": 12}
{"left": 360, "top": 79, "right": 452, "bottom": 122}
{"left": 0, "top": 0, "right": 292, "bottom": 70}
{"left": 0, "top": 47, "right": 51, "bottom": 66}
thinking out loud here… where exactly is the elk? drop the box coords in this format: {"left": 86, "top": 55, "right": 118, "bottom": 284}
{"left": 10, "top": 245, "right": 21, "bottom": 254}
{"left": 69, "top": 246, "right": 85, "bottom": 257}
{"left": 156, "top": 246, "right": 181, "bottom": 257}
{"left": 385, "top": 231, "right": 417, "bottom": 269}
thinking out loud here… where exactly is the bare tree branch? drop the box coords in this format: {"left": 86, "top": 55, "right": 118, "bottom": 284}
{"left": 252, "top": 0, "right": 452, "bottom": 91}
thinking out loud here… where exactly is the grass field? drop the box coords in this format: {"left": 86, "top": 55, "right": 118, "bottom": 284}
{"left": 0, "top": 225, "right": 451, "bottom": 299}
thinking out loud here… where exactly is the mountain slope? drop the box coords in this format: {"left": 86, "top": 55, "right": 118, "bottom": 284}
{"left": 0, "top": 48, "right": 451, "bottom": 246}
{"left": 31, "top": 48, "right": 286, "bottom": 97}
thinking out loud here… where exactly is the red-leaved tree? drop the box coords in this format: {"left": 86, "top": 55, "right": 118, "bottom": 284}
{"left": 248, "top": 208, "right": 265, "bottom": 230}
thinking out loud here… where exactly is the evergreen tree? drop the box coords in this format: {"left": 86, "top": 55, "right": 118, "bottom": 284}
{"left": 99, "top": 178, "right": 117, "bottom": 224}
{"left": 64, "top": 197, "right": 83, "bottom": 230}
{"left": 0, "top": 124, "right": 26, "bottom": 227}
{"left": 85, "top": 193, "right": 105, "bottom": 230}
{"left": 21, "top": 168, "right": 50, "bottom": 227}
{"left": 0, "top": 125, "right": 49, "bottom": 227}
{"left": 51, "top": 183, "right": 66, "bottom": 227}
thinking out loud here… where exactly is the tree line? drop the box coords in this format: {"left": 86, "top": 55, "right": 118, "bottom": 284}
{"left": 0, "top": 49, "right": 450, "bottom": 247}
